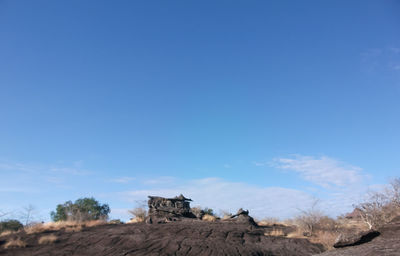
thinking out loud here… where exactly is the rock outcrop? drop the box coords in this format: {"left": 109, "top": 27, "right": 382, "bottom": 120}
{"left": 146, "top": 194, "right": 196, "bottom": 223}
{"left": 333, "top": 230, "right": 380, "bottom": 248}
{"left": 223, "top": 208, "right": 258, "bottom": 226}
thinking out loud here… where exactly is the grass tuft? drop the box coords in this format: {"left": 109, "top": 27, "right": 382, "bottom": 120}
{"left": 4, "top": 238, "right": 26, "bottom": 249}
{"left": 38, "top": 234, "right": 59, "bottom": 245}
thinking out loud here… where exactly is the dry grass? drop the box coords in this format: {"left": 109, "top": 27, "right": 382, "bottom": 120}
{"left": 258, "top": 217, "right": 284, "bottom": 226}
{"left": 0, "top": 230, "right": 17, "bottom": 237}
{"left": 4, "top": 238, "right": 26, "bottom": 249}
{"left": 65, "top": 226, "right": 82, "bottom": 233}
{"left": 83, "top": 220, "right": 106, "bottom": 227}
{"left": 25, "top": 220, "right": 106, "bottom": 235}
{"left": 202, "top": 214, "right": 217, "bottom": 222}
{"left": 285, "top": 229, "right": 339, "bottom": 250}
{"left": 38, "top": 234, "right": 59, "bottom": 245}
{"left": 265, "top": 229, "right": 285, "bottom": 236}
{"left": 127, "top": 217, "right": 145, "bottom": 223}
{"left": 309, "top": 231, "right": 339, "bottom": 250}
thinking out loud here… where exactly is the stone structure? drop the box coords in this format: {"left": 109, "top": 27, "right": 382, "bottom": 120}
{"left": 224, "top": 208, "right": 258, "bottom": 226}
{"left": 146, "top": 194, "right": 195, "bottom": 223}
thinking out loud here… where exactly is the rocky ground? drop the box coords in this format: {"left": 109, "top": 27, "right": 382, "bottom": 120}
{"left": 0, "top": 220, "right": 324, "bottom": 256}
{"left": 316, "top": 216, "right": 400, "bottom": 256}
{"left": 2, "top": 216, "right": 400, "bottom": 256}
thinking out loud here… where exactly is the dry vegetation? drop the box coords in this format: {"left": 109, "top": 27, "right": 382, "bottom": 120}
{"left": 3, "top": 238, "right": 26, "bottom": 249}
{"left": 354, "top": 178, "right": 400, "bottom": 229}
{"left": 0, "top": 230, "right": 17, "bottom": 237}
{"left": 24, "top": 220, "right": 106, "bottom": 234}
{"left": 38, "top": 234, "right": 59, "bottom": 245}
{"left": 202, "top": 214, "right": 217, "bottom": 222}
{"left": 257, "top": 217, "right": 281, "bottom": 226}
{"left": 127, "top": 207, "right": 147, "bottom": 223}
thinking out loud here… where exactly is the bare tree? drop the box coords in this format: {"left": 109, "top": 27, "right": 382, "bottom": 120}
{"left": 387, "top": 178, "right": 400, "bottom": 208}
{"left": 295, "top": 198, "right": 325, "bottom": 235}
{"left": 128, "top": 208, "right": 147, "bottom": 220}
{"left": 0, "top": 210, "right": 11, "bottom": 219}
{"left": 355, "top": 177, "right": 400, "bottom": 229}
{"left": 355, "top": 191, "right": 390, "bottom": 229}
{"left": 20, "top": 205, "right": 36, "bottom": 226}
{"left": 128, "top": 200, "right": 147, "bottom": 221}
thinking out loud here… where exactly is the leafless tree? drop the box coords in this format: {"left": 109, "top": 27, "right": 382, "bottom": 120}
{"left": 295, "top": 198, "right": 325, "bottom": 235}
{"left": 387, "top": 178, "right": 400, "bottom": 208}
{"left": 20, "top": 205, "right": 36, "bottom": 226}
{"left": 0, "top": 211, "right": 9, "bottom": 219}
{"left": 128, "top": 200, "right": 148, "bottom": 221}
{"left": 355, "top": 177, "right": 400, "bottom": 229}
{"left": 128, "top": 207, "right": 147, "bottom": 220}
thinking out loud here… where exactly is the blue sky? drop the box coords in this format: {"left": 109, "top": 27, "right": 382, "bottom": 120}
{"left": 0, "top": 0, "right": 399, "bottom": 221}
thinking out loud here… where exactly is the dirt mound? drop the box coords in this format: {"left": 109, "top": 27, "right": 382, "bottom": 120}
{"left": 317, "top": 217, "right": 400, "bottom": 256}
{"left": 0, "top": 221, "right": 324, "bottom": 256}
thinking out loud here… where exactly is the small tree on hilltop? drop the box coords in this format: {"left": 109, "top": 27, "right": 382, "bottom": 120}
{"left": 0, "top": 219, "right": 23, "bottom": 233}
{"left": 355, "top": 177, "right": 400, "bottom": 229}
{"left": 51, "top": 197, "right": 110, "bottom": 222}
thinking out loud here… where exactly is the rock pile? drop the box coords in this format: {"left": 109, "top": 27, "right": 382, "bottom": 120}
{"left": 145, "top": 194, "right": 258, "bottom": 226}
{"left": 146, "top": 194, "right": 196, "bottom": 223}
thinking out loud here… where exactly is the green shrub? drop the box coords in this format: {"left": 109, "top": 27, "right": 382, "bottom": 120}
{"left": 0, "top": 219, "right": 23, "bottom": 233}
{"left": 50, "top": 197, "right": 110, "bottom": 222}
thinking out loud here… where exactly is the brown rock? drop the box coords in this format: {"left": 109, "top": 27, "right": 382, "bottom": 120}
{"left": 333, "top": 230, "right": 380, "bottom": 248}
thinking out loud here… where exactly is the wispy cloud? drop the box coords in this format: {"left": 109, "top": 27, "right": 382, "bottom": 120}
{"left": 142, "top": 176, "right": 176, "bottom": 185}
{"left": 118, "top": 177, "right": 316, "bottom": 219}
{"left": 391, "top": 64, "right": 400, "bottom": 71}
{"left": 389, "top": 47, "right": 400, "bottom": 54}
{"left": 0, "top": 162, "right": 90, "bottom": 176}
{"left": 50, "top": 167, "right": 90, "bottom": 176}
{"left": 271, "top": 155, "right": 366, "bottom": 188}
{"left": 361, "top": 47, "right": 400, "bottom": 72}
{"left": 252, "top": 161, "right": 267, "bottom": 166}
{"left": 109, "top": 177, "right": 136, "bottom": 184}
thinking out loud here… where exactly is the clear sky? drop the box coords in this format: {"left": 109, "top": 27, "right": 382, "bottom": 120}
{"left": 0, "top": 0, "right": 399, "bottom": 221}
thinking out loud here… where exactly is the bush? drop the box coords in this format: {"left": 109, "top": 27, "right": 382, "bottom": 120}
{"left": 128, "top": 207, "right": 147, "bottom": 222}
{"left": 202, "top": 214, "right": 217, "bottom": 222}
{"left": 0, "top": 219, "right": 23, "bottom": 233}
{"left": 50, "top": 197, "right": 110, "bottom": 222}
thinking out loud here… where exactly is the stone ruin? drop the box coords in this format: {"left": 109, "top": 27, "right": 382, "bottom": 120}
{"left": 146, "top": 194, "right": 196, "bottom": 223}
{"left": 145, "top": 194, "right": 257, "bottom": 226}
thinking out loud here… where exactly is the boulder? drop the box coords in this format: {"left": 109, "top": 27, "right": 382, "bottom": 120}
{"left": 224, "top": 208, "right": 258, "bottom": 226}
{"left": 333, "top": 229, "right": 380, "bottom": 248}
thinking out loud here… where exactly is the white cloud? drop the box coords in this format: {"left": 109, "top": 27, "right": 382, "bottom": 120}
{"left": 118, "top": 177, "right": 333, "bottom": 219}
{"left": 390, "top": 47, "right": 400, "bottom": 54}
{"left": 271, "top": 155, "right": 366, "bottom": 188}
{"left": 141, "top": 176, "right": 176, "bottom": 185}
{"left": 0, "top": 162, "right": 90, "bottom": 176}
{"left": 0, "top": 163, "right": 38, "bottom": 173}
{"left": 392, "top": 64, "right": 400, "bottom": 70}
{"left": 109, "top": 177, "right": 136, "bottom": 184}
{"left": 252, "top": 161, "right": 267, "bottom": 166}
{"left": 50, "top": 167, "right": 90, "bottom": 176}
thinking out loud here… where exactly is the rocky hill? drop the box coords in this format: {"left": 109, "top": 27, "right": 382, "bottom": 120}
{"left": 0, "top": 220, "right": 324, "bottom": 256}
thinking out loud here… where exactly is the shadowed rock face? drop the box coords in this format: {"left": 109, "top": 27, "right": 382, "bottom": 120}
{"left": 333, "top": 230, "right": 380, "bottom": 248}
{"left": 0, "top": 221, "right": 325, "bottom": 256}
